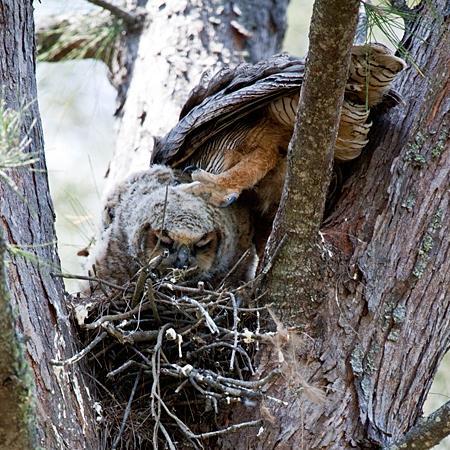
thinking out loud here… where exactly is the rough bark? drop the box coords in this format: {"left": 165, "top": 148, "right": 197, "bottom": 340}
{"left": 0, "top": 1, "right": 97, "bottom": 448}
{"left": 0, "top": 231, "right": 37, "bottom": 450}
{"left": 385, "top": 399, "right": 450, "bottom": 450}
{"left": 217, "top": 1, "right": 450, "bottom": 450}
{"left": 321, "top": 1, "right": 450, "bottom": 445}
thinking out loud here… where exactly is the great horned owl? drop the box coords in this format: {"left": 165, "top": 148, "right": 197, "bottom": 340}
{"left": 84, "top": 45, "right": 405, "bottom": 289}
{"left": 83, "top": 165, "right": 256, "bottom": 289}
{"left": 152, "top": 44, "right": 406, "bottom": 218}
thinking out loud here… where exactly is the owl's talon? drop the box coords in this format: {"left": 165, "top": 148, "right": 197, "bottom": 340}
{"left": 183, "top": 165, "right": 199, "bottom": 174}
{"left": 219, "top": 193, "right": 239, "bottom": 208}
{"left": 178, "top": 173, "right": 241, "bottom": 207}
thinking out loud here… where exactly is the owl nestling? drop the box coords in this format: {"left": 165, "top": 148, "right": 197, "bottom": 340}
{"left": 83, "top": 165, "right": 256, "bottom": 289}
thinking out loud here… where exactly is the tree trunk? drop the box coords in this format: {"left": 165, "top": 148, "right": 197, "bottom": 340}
{"left": 324, "top": 2, "right": 450, "bottom": 442}
{"left": 216, "top": 1, "right": 450, "bottom": 449}
{"left": 0, "top": 231, "right": 37, "bottom": 450}
{"left": 106, "top": 0, "right": 289, "bottom": 189}
{"left": 0, "top": 1, "right": 97, "bottom": 448}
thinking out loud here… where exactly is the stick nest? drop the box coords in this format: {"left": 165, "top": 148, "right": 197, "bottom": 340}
{"left": 53, "top": 265, "right": 283, "bottom": 450}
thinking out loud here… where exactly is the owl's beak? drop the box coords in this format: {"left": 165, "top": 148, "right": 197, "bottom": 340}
{"left": 174, "top": 245, "right": 190, "bottom": 269}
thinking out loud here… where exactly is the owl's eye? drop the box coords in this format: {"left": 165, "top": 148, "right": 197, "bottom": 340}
{"left": 158, "top": 233, "right": 174, "bottom": 248}
{"left": 195, "top": 232, "right": 215, "bottom": 250}
{"left": 151, "top": 230, "right": 174, "bottom": 249}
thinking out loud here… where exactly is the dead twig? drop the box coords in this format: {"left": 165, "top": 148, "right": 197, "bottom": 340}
{"left": 66, "top": 261, "right": 290, "bottom": 447}
{"left": 147, "top": 280, "right": 162, "bottom": 326}
{"left": 51, "top": 271, "right": 127, "bottom": 291}
{"left": 187, "top": 341, "right": 254, "bottom": 374}
{"left": 107, "top": 360, "right": 147, "bottom": 379}
{"left": 218, "top": 248, "right": 251, "bottom": 289}
{"left": 182, "top": 296, "right": 219, "bottom": 334}
{"left": 158, "top": 282, "right": 217, "bottom": 296}
{"left": 194, "top": 419, "right": 263, "bottom": 440}
{"left": 86, "top": 0, "right": 146, "bottom": 27}
{"left": 130, "top": 268, "right": 148, "bottom": 309}
{"left": 111, "top": 368, "right": 142, "bottom": 450}
{"left": 160, "top": 365, "right": 285, "bottom": 404}
{"left": 229, "top": 292, "right": 239, "bottom": 371}
{"left": 50, "top": 331, "right": 107, "bottom": 366}
{"left": 85, "top": 303, "right": 153, "bottom": 329}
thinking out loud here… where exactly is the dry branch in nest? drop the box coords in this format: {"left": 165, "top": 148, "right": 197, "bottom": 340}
{"left": 50, "top": 262, "right": 276, "bottom": 449}
{"left": 51, "top": 260, "right": 324, "bottom": 449}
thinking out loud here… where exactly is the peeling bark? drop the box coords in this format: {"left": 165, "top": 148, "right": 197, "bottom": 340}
{"left": 0, "top": 1, "right": 97, "bottom": 448}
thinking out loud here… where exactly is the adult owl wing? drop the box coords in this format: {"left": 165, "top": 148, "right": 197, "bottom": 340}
{"left": 151, "top": 46, "right": 404, "bottom": 169}
{"left": 152, "top": 45, "right": 405, "bottom": 212}
{"left": 151, "top": 52, "right": 305, "bottom": 167}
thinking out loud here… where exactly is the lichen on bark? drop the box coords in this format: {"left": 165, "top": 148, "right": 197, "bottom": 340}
{"left": 0, "top": 231, "right": 38, "bottom": 450}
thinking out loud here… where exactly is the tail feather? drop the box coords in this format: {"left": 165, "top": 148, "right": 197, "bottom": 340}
{"left": 348, "top": 43, "right": 406, "bottom": 107}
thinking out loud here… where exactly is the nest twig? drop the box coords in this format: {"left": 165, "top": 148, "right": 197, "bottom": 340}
{"left": 51, "top": 267, "right": 282, "bottom": 449}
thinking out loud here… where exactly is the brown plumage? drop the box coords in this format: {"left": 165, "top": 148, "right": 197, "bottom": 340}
{"left": 152, "top": 44, "right": 406, "bottom": 219}
{"left": 83, "top": 165, "right": 256, "bottom": 289}
{"left": 84, "top": 44, "right": 405, "bottom": 290}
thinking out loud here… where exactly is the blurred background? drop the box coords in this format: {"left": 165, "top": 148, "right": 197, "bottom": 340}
{"left": 34, "top": 1, "right": 449, "bottom": 446}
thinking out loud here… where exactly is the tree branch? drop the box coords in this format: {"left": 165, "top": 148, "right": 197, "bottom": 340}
{"left": 384, "top": 401, "right": 450, "bottom": 450}
{"left": 86, "top": 0, "right": 146, "bottom": 27}
{"left": 388, "top": 0, "right": 413, "bottom": 13}
{"left": 35, "top": 10, "right": 121, "bottom": 67}
{"left": 260, "top": 0, "right": 360, "bottom": 321}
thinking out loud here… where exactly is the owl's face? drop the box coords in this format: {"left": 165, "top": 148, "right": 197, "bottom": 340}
{"left": 130, "top": 185, "right": 227, "bottom": 282}
{"left": 91, "top": 165, "right": 256, "bottom": 288}
{"left": 144, "top": 228, "right": 220, "bottom": 274}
